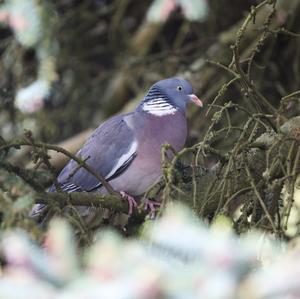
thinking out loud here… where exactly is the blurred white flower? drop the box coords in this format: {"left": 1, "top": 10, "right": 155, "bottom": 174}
{"left": 147, "top": 0, "right": 209, "bottom": 23}
{"left": 15, "top": 80, "right": 50, "bottom": 113}
{"left": 0, "top": 0, "right": 42, "bottom": 47}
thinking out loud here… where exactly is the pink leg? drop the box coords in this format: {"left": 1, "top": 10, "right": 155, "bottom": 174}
{"left": 120, "top": 191, "right": 138, "bottom": 215}
{"left": 142, "top": 199, "right": 161, "bottom": 219}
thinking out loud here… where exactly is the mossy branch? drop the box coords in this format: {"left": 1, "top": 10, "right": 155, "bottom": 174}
{"left": 34, "top": 192, "right": 127, "bottom": 212}
{"left": 0, "top": 138, "right": 117, "bottom": 195}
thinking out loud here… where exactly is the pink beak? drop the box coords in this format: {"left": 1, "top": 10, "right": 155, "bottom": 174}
{"left": 189, "top": 94, "right": 203, "bottom": 107}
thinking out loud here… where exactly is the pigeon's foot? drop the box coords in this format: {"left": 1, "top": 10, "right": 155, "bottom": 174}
{"left": 120, "top": 191, "right": 138, "bottom": 215}
{"left": 142, "top": 199, "right": 161, "bottom": 219}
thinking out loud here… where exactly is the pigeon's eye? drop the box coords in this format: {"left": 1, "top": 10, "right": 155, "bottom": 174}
{"left": 177, "top": 85, "right": 183, "bottom": 92}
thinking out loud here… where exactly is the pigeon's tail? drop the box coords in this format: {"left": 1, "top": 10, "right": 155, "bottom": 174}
{"left": 29, "top": 203, "right": 47, "bottom": 218}
{"left": 29, "top": 184, "right": 56, "bottom": 222}
{"left": 48, "top": 184, "right": 56, "bottom": 192}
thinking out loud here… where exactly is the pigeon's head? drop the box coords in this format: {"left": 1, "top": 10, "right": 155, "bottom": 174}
{"left": 141, "top": 78, "right": 202, "bottom": 116}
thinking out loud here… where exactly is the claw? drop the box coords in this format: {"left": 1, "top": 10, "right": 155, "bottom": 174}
{"left": 120, "top": 191, "right": 138, "bottom": 215}
{"left": 142, "top": 199, "right": 161, "bottom": 219}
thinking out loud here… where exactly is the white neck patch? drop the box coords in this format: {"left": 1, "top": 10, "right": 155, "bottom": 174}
{"left": 142, "top": 97, "right": 177, "bottom": 116}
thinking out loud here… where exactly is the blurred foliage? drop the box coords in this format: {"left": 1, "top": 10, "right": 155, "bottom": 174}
{"left": 0, "top": 0, "right": 58, "bottom": 113}
{"left": 2, "top": 204, "right": 300, "bottom": 299}
{"left": 0, "top": 0, "right": 258, "bottom": 142}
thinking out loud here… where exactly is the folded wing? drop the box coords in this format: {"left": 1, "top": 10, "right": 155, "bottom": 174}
{"left": 50, "top": 113, "right": 137, "bottom": 192}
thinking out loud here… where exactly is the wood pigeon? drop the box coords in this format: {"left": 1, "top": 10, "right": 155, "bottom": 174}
{"left": 31, "top": 78, "right": 202, "bottom": 219}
